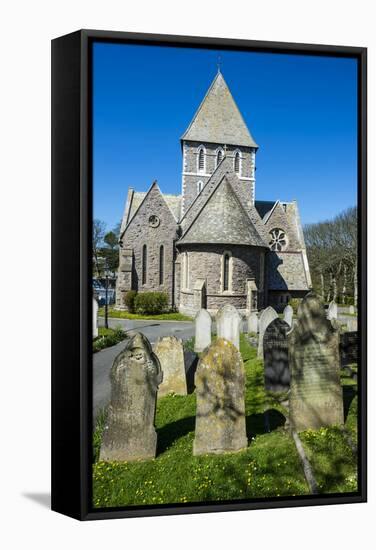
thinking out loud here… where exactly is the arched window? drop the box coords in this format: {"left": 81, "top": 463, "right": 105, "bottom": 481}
{"left": 198, "top": 146, "right": 205, "bottom": 172}
{"left": 216, "top": 148, "right": 223, "bottom": 167}
{"left": 222, "top": 251, "right": 232, "bottom": 292}
{"left": 197, "top": 180, "right": 203, "bottom": 195}
{"left": 142, "top": 244, "right": 147, "bottom": 285}
{"left": 159, "top": 245, "right": 164, "bottom": 285}
{"left": 234, "top": 151, "right": 241, "bottom": 174}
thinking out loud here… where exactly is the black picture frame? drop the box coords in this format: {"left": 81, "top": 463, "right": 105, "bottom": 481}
{"left": 51, "top": 29, "right": 367, "bottom": 521}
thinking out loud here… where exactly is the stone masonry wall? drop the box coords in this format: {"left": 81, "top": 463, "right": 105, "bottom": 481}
{"left": 116, "top": 184, "right": 179, "bottom": 308}
{"left": 182, "top": 140, "right": 255, "bottom": 215}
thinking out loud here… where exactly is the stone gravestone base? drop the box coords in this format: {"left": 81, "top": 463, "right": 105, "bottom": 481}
{"left": 289, "top": 293, "right": 344, "bottom": 432}
{"left": 263, "top": 318, "right": 290, "bottom": 392}
{"left": 100, "top": 332, "right": 162, "bottom": 462}
{"left": 154, "top": 336, "right": 187, "bottom": 397}
{"left": 193, "top": 338, "right": 247, "bottom": 455}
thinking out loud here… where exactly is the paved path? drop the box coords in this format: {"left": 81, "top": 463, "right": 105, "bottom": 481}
{"left": 93, "top": 318, "right": 195, "bottom": 418}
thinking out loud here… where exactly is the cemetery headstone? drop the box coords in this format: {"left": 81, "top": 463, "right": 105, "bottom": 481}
{"left": 193, "top": 338, "right": 247, "bottom": 455}
{"left": 263, "top": 318, "right": 290, "bottom": 392}
{"left": 100, "top": 332, "right": 163, "bottom": 462}
{"left": 216, "top": 304, "right": 242, "bottom": 350}
{"left": 327, "top": 300, "right": 338, "bottom": 320}
{"left": 93, "top": 297, "right": 99, "bottom": 338}
{"left": 154, "top": 336, "right": 187, "bottom": 397}
{"left": 257, "top": 306, "right": 278, "bottom": 358}
{"left": 348, "top": 305, "right": 355, "bottom": 315}
{"left": 288, "top": 292, "right": 344, "bottom": 432}
{"left": 248, "top": 311, "right": 259, "bottom": 334}
{"left": 283, "top": 304, "right": 293, "bottom": 328}
{"left": 346, "top": 317, "right": 358, "bottom": 332}
{"left": 194, "top": 308, "right": 212, "bottom": 352}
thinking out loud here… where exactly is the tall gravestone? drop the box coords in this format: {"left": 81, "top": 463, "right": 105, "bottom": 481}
{"left": 288, "top": 293, "right": 344, "bottom": 432}
{"left": 154, "top": 336, "right": 187, "bottom": 397}
{"left": 283, "top": 304, "right": 293, "bottom": 328}
{"left": 263, "top": 318, "right": 290, "bottom": 392}
{"left": 100, "top": 332, "right": 163, "bottom": 461}
{"left": 194, "top": 308, "right": 212, "bottom": 352}
{"left": 93, "top": 297, "right": 99, "bottom": 338}
{"left": 193, "top": 338, "right": 247, "bottom": 455}
{"left": 327, "top": 301, "right": 338, "bottom": 320}
{"left": 216, "top": 304, "right": 242, "bottom": 350}
{"left": 257, "top": 306, "right": 278, "bottom": 358}
{"left": 248, "top": 311, "right": 258, "bottom": 334}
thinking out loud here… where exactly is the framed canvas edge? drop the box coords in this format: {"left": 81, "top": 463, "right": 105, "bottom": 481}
{"left": 51, "top": 28, "right": 367, "bottom": 521}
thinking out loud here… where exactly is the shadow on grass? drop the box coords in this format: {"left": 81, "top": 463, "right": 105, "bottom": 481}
{"left": 246, "top": 408, "right": 286, "bottom": 439}
{"left": 157, "top": 416, "right": 196, "bottom": 455}
{"left": 343, "top": 385, "right": 357, "bottom": 422}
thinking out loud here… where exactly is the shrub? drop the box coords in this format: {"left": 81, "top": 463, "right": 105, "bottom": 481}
{"left": 134, "top": 291, "right": 169, "bottom": 315}
{"left": 124, "top": 290, "right": 138, "bottom": 313}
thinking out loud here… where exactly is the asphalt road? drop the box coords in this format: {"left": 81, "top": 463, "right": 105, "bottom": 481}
{"left": 93, "top": 318, "right": 195, "bottom": 418}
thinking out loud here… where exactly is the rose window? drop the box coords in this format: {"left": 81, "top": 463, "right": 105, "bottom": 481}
{"left": 148, "top": 215, "right": 160, "bottom": 228}
{"left": 269, "top": 228, "right": 288, "bottom": 251}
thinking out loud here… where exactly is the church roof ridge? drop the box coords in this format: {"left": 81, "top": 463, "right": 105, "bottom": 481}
{"left": 181, "top": 71, "right": 258, "bottom": 148}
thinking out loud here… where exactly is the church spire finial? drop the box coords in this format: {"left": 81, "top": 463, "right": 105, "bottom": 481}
{"left": 217, "top": 54, "right": 222, "bottom": 74}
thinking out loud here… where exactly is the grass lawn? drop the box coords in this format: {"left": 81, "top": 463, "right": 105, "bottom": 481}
{"left": 92, "top": 334, "right": 358, "bottom": 508}
{"left": 98, "top": 307, "right": 192, "bottom": 321}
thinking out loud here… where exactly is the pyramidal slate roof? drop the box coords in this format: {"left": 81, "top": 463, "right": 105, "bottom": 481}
{"left": 178, "top": 175, "right": 266, "bottom": 247}
{"left": 181, "top": 71, "right": 258, "bottom": 148}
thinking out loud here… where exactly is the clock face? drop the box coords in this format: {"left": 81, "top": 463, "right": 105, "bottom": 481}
{"left": 148, "top": 215, "right": 160, "bottom": 228}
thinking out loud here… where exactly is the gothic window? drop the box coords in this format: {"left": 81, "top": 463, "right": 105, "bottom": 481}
{"left": 234, "top": 151, "right": 241, "bottom": 174}
{"left": 222, "top": 251, "right": 232, "bottom": 292}
{"left": 269, "top": 228, "right": 288, "bottom": 252}
{"left": 142, "top": 244, "right": 147, "bottom": 284}
{"left": 197, "top": 180, "right": 203, "bottom": 194}
{"left": 198, "top": 146, "right": 205, "bottom": 172}
{"left": 159, "top": 245, "right": 164, "bottom": 285}
{"left": 216, "top": 148, "right": 223, "bottom": 167}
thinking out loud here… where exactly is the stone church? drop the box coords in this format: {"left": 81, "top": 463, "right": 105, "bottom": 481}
{"left": 115, "top": 71, "right": 311, "bottom": 315}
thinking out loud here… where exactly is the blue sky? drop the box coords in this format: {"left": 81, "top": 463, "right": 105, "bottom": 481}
{"left": 93, "top": 42, "right": 358, "bottom": 231}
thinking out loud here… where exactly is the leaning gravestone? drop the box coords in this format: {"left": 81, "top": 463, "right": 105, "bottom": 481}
{"left": 154, "top": 336, "right": 187, "bottom": 397}
{"left": 327, "top": 301, "right": 338, "bottom": 320}
{"left": 248, "top": 311, "right": 259, "bottom": 334}
{"left": 100, "top": 332, "right": 163, "bottom": 461}
{"left": 216, "top": 304, "right": 242, "bottom": 350}
{"left": 263, "top": 318, "right": 290, "bottom": 392}
{"left": 257, "top": 306, "right": 278, "bottom": 358}
{"left": 93, "top": 297, "right": 99, "bottom": 338}
{"left": 283, "top": 304, "right": 293, "bottom": 328}
{"left": 193, "top": 338, "right": 247, "bottom": 455}
{"left": 288, "top": 292, "right": 344, "bottom": 432}
{"left": 194, "top": 308, "right": 212, "bottom": 352}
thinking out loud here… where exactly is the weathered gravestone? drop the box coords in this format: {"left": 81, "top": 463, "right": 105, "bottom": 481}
{"left": 216, "top": 304, "right": 242, "bottom": 350}
{"left": 340, "top": 331, "right": 359, "bottom": 367}
{"left": 154, "top": 336, "right": 187, "bottom": 397}
{"left": 248, "top": 311, "right": 259, "bottom": 334}
{"left": 93, "top": 297, "right": 99, "bottom": 338}
{"left": 349, "top": 305, "right": 355, "bottom": 315}
{"left": 257, "top": 306, "right": 278, "bottom": 358}
{"left": 289, "top": 293, "right": 344, "bottom": 432}
{"left": 100, "top": 332, "right": 163, "bottom": 462}
{"left": 346, "top": 317, "right": 358, "bottom": 332}
{"left": 263, "top": 318, "right": 290, "bottom": 392}
{"left": 193, "top": 338, "right": 247, "bottom": 455}
{"left": 283, "top": 304, "right": 293, "bottom": 328}
{"left": 327, "top": 301, "right": 338, "bottom": 320}
{"left": 194, "top": 308, "right": 212, "bottom": 352}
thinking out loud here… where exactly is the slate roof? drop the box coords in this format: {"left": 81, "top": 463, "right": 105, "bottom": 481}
{"left": 267, "top": 251, "right": 311, "bottom": 291}
{"left": 178, "top": 175, "right": 266, "bottom": 247}
{"left": 255, "top": 200, "right": 276, "bottom": 221}
{"left": 163, "top": 194, "right": 182, "bottom": 222}
{"left": 181, "top": 72, "right": 258, "bottom": 148}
